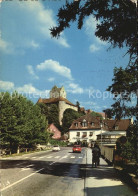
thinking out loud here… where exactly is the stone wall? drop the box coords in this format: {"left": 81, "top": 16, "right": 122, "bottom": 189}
{"left": 58, "top": 101, "right": 78, "bottom": 125}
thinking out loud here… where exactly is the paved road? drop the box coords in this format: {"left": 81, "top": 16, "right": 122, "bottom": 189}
{"left": 0, "top": 147, "right": 136, "bottom": 196}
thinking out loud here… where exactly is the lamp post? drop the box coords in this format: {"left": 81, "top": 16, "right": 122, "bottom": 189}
{"left": 100, "top": 122, "right": 103, "bottom": 147}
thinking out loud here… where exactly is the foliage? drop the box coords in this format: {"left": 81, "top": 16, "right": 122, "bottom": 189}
{"left": 115, "top": 123, "right": 137, "bottom": 162}
{"left": 106, "top": 66, "right": 138, "bottom": 120}
{"left": 62, "top": 108, "right": 82, "bottom": 134}
{"left": 37, "top": 103, "right": 61, "bottom": 130}
{"left": 49, "top": 138, "right": 67, "bottom": 147}
{"left": 0, "top": 92, "right": 48, "bottom": 154}
{"left": 50, "top": 0, "right": 137, "bottom": 120}
{"left": 90, "top": 111, "right": 103, "bottom": 119}
{"left": 50, "top": 0, "right": 136, "bottom": 61}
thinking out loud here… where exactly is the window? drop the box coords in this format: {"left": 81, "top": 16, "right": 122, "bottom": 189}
{"left": 82, "top": 132, "right": 87, "bottom": 137}
{"left": 76, "top": 132, "right": 80, "bottom": 137}
{"left": 74, "top": 123, "right": 78, "bottom": 127}
{"left": 89, "top": 132, "right": 93, "bottom": 137}
{"left": 115, "top": 125, "right": 119, "bottom": 130}
{"left": 91, "top": 122, "right": 95, "bottom": 126}
{"left": 82, "top": 119, "right": 87, "bottom": 127}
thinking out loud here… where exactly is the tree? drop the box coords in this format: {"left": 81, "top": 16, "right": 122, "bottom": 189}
{"left": 37, "top": 102, "right": 49, "bottom": 118}
{"left": 62, "top": 108, "right": 82, "bottom": 134}
{"left": 90, "top": 111, "right": 103, "bottom": 119}
{"left": 51, "top": 0, "right": 136, "bottom": 62}
{"left": 106, "top": 66, "right": 138, "bottom": 119}
{"left": 76, "top": 101, "right": 80, "bottom": 112}
{"left": 0, "top": 92, "right": 48, "bottom": 154}
{"left": 50, "top": 0, "right": 137, "bottom": 120}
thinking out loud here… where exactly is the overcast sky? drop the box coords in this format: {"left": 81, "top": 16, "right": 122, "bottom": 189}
{"left": 0, "top": 0, "right": 131, "bottom": 112}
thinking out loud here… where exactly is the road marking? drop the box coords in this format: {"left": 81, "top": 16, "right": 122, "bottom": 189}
{"left": 20, "top": 164, "right": 34, "bottom": 171}
{"left": 26, "top": 164, "right": 34, "bottom": 167}
{"left": 55, "top": 156, "right": 60, "bottom": 158}
{"left": 21, "top": 168, "right": 31, "bottom": 171}
{"left": 70, "top": 156, "right": 75, "bottom": 159}
{"left": 49, "top": 161, "right": 56, "bottom": 165}
{"left": 32, "top": 157, "right": 37, "bottom": 159}
{"left": 46, "top": 156, "right": 53, "bottom": 158}
{"left": 1, "top": 168, "right": 44, "bottom": 192}
{"left": 39, "top": 156, "right": 45, "bottom": 159}
{"left": 24, "top": 157, "right": 29, "bottom": 158}
{"left": 79, "top": 157, "right": 82, "bottom": 158}
{"left": 16, "top": 162, "right": 26, "bottom": 166}
{"left": 59, "top": 155, "right": 68, "bottom": 160}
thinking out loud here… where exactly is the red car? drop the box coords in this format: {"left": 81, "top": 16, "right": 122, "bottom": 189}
{"left": 72, "top": 145, "right": 81, "bottom": 153}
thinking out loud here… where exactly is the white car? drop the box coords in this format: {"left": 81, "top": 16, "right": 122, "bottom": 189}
{"left": 52, "top": 145, "right": 60, "bottom": 151}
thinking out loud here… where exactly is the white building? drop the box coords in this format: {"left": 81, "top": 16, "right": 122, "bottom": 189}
{"left": 69, "top": 114, "right": 132, "bottom": 146}
{"left": 69, "top": 114, "right": 106, "bottom": 145}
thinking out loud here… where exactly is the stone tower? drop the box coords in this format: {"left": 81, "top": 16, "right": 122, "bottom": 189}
{"left": 50, "top": 85, "right": 66, "bottom": 99}
{"left": 38, "top": 85, "right": 77, "bottom": 125}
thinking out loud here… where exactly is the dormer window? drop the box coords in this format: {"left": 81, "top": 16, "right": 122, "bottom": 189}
{"left": 91, "top": 122, "right": 95, "bottom": 126}
{"left": 74, "top": 123, "right": 78, "bottom": 127}
{"left": 82, "top": 119, "right": 87, "bottom": 127}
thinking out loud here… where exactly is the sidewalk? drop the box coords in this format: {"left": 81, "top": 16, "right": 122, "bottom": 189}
{"left": 85, "top": 148, "right": 136, "bottom": 196}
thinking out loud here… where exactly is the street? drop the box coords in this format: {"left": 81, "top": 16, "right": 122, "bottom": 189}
{"left": 0, "top": 147, "right": 136, "bottom": 196}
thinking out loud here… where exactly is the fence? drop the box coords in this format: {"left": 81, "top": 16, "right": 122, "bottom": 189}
{"left": 100, "top": 146, "right": 114, "bottom": 163}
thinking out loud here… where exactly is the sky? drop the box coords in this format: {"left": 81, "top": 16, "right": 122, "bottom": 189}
{"left": 0, "top": 0, "right": 131, "bottom": 112}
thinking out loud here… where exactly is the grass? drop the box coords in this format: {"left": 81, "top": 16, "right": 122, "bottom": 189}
{"left": 1, "top": 148, "right": 52, "bottom": 158}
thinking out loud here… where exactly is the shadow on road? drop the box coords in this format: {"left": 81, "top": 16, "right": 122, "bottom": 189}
{"left": 1, "top": 159, "right": 119, "bottom": 181}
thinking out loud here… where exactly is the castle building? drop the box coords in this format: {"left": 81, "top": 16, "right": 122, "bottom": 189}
{"left": 37, "top": 86, "right": 78, "bottom": 125}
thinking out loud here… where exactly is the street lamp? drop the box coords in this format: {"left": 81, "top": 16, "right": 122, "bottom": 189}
{"left": 100, "top": 122, "right": 103, "bottom": 147}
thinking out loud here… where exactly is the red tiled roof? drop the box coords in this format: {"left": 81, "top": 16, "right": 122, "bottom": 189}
{"left": 38, "top": 97, "right": 77, "bottom": 107}
{"left": 69, "top": 114, "right": 131, "bottom": 131}
{"left": 103, "top": 119, "right": 130, "bottom": 131}
{"left": 69, "top": 114, "right": 101, "bottom": 130}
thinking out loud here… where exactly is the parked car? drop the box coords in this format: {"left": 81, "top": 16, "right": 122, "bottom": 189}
{"left": 72, "top": 145, "right": 81, "bottom": 153}
{"left": 52, "top": 145, "right": 60, "bottom": 152}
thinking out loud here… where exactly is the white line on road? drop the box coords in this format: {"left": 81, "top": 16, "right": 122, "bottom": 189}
{"left": 16, "top": 162, "right": 26, "bottom": 166}
{"left": 46, "top": 156, "right": 53, "bottom": 158}
{"left": 21, "top": 168, "right": 31, "bottom": 171}
{"left": 55, "top": 156, "right": 60, "bottom": 158}
{"left": 20, "top": 164, "right": 34, "bottom": 171}
{"left": 32, "top": 157, "right": 37, "bottom": 159}
{"left": 70, "top": 156, "right": 75, "bottom": 159}
{"left": 79, "top": 157, "right": 82, "bottom": 158}
{"left": 49, "top": 161, "right": 56, "bottom": 165}
{"left": 39, "top": 156, "right": 46, "bottom": 159}
{"left": 59, "top": 155, "right": 68, "bottom": 160}
{"left": 1, "top": 168, "right": 44, "bottom": 192}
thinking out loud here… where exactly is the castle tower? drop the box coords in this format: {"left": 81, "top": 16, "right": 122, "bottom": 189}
{"left": 50, "top": 85, "right": 66, "bottom": 99}
{"left": 38, "top": 85, "right": 77, "bottom": 125}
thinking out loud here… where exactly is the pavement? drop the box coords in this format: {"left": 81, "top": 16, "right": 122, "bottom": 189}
{"left": 85, "top": 148, "right": 136, "bottom": 196}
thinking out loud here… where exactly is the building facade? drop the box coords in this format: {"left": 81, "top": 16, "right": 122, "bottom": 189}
{"left": 38, "top": 86, "right": 78, "bottom": 125}
{"left": 48, "top": 124, "right": 61, "bottom": 140}
{"left": 69, "top": 114, "right": 132, "bottom": 146}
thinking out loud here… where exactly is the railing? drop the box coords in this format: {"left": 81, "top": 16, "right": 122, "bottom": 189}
{"left": 97, "top": 138, "right": 117, "bottom": 144}
{"left": 100, "top": 146, "right": 114, "bottom": 163}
